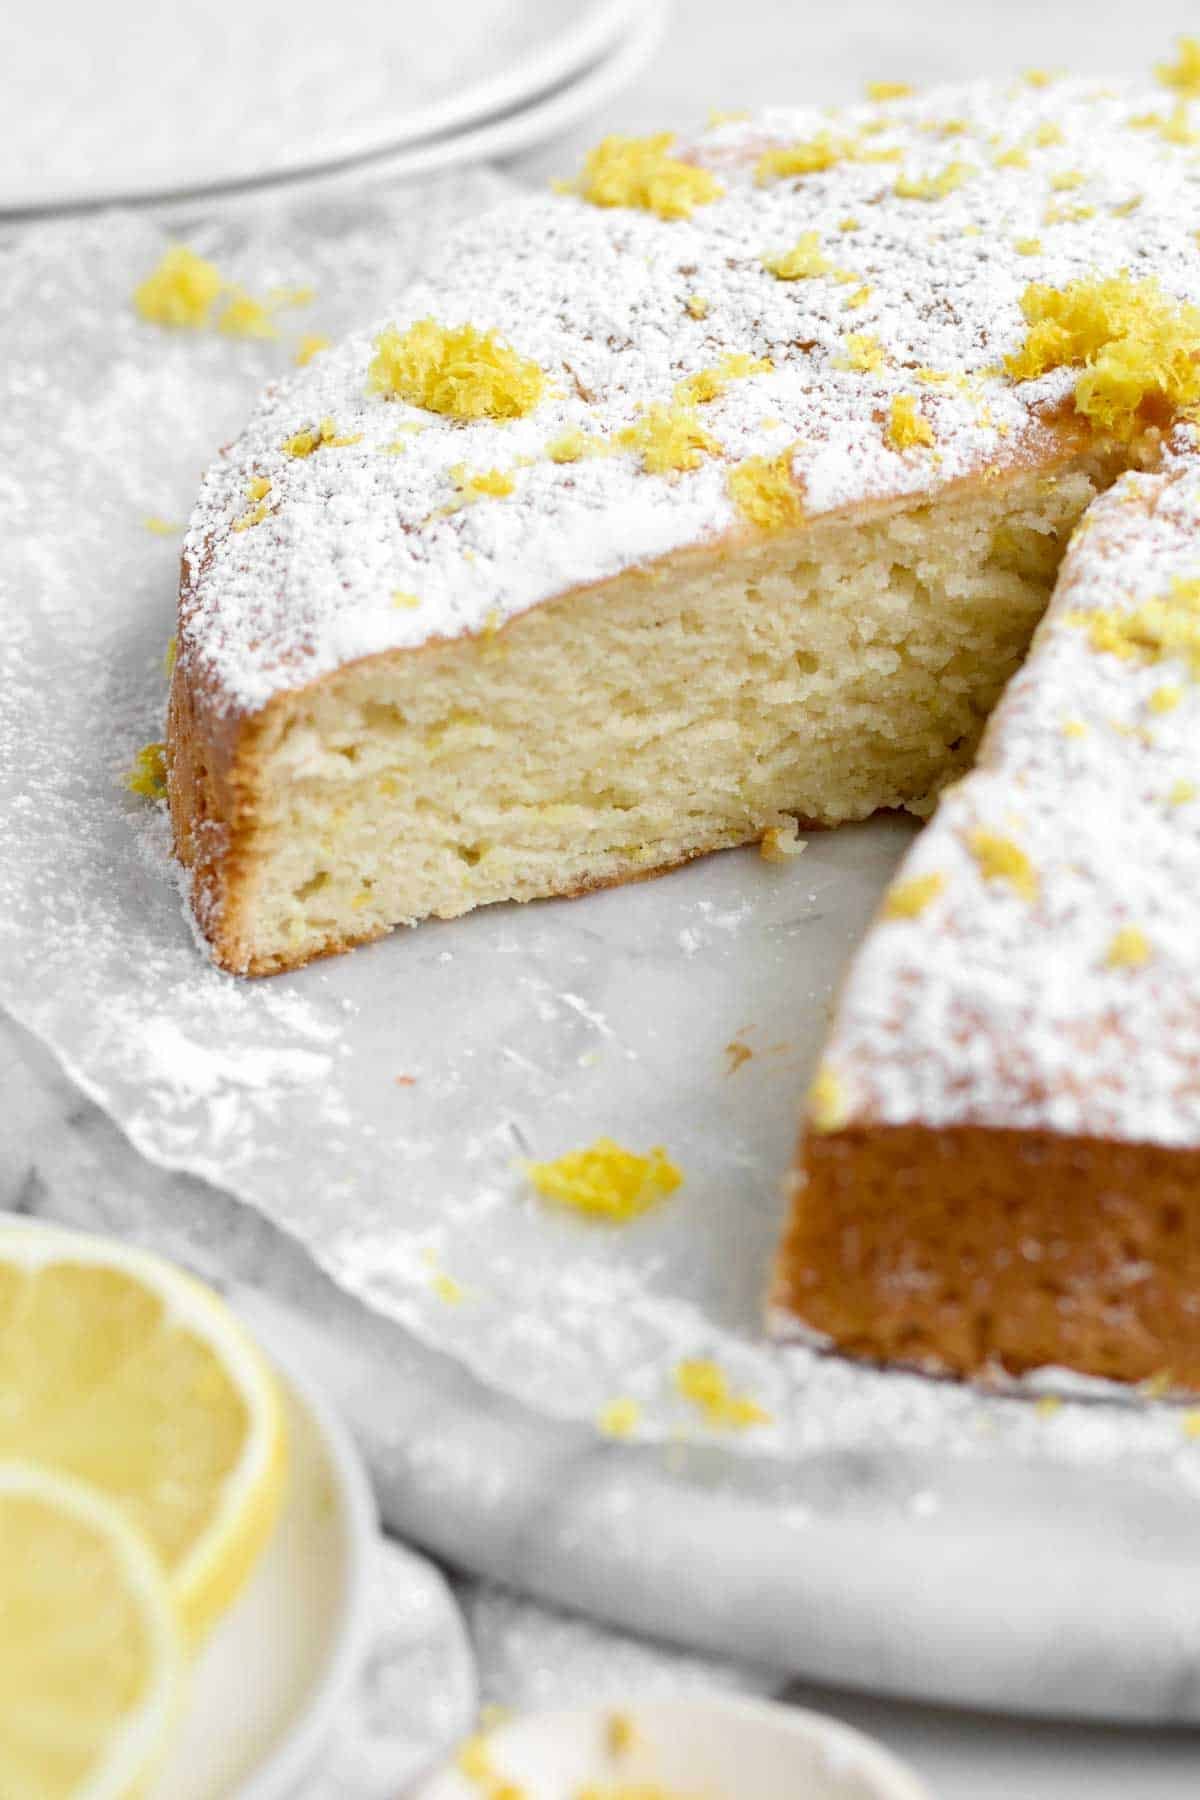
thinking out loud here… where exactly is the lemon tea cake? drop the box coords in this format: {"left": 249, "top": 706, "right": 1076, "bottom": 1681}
{"left": 169, "top": 64, "right": 1200, "bottom": 1383}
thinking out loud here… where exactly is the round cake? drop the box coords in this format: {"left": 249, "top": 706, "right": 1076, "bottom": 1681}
{"left": 168, "top": 56, "right": 1200, "bottom": 1386}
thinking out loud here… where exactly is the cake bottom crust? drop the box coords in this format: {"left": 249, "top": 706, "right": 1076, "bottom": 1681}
{"left": 776, "top": 1124, "right": 1200, "bottom": 1388}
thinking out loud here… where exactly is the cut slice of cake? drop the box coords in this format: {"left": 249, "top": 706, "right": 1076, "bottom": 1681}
{"left": 776, "top": 449, "right": 1200, "bottom": 1386}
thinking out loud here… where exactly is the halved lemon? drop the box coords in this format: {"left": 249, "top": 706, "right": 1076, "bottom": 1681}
{"left": 0, "top": 1460, "right": 183, "bottom": 1800}
{"left": 0, "top": 1221, "right": 287, "bottom": 1639}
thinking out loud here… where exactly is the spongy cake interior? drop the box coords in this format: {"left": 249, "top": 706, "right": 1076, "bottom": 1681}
{"left": 225, "top": 455, "right": 1114, "bottom": 975}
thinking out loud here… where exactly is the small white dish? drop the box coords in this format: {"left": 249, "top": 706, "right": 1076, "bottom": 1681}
{"left": 148, "top": 1340, "right": 377, "bottom": 1800}
{"left": 412, "top": 1695, "right": 933, "bottom": 1800}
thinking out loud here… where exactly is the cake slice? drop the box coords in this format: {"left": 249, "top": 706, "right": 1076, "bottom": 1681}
{"left": 776, "top": 449, "right": 1200, "bottom": 1386}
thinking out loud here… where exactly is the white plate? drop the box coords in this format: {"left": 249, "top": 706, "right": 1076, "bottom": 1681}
{"left": 163, "top": 3, "right": 667, "bottom": 225}
{"left": 149, "top": 1340, "right": 376, "bottom": 1800}
{"left": 1, "top": 0, "right": 644, "bottom": 212}
{"left": 412, "top": 1697, "right": 932, "bottom": 1800}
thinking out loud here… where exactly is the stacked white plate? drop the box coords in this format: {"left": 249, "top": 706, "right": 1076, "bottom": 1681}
{"left": 1, "top": 0, "right": 663, "bottom": 216}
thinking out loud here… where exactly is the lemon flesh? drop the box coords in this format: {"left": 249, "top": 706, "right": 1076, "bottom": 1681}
{"left": 0, "top": 1224, "right": 287, "bottom": 1638}
{"left": 0, "top": 1461, "right": 183, "bottom": 1800}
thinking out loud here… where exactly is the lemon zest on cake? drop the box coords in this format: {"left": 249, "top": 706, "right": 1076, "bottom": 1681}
{"left": 451, "top": 464, "right": 517, "bottom": 501}
{"left": 761, "top": 232, "right": 837, "bottom": 279}
{"left": 245, "top": 475, "right": 271, "bottom": 501}
{"left": 597, "top": 1397, "right": 642, "bottom": 1438}
{"left": 893, "top": 161, "right": 974, "bottom": 200}
{"left": 1150, "top": 684, "right": 1182, "bottom": 712}
{"left": 282, "top": 416, "right": 362, "bottom": 457}
{"left": 993, "top": 144, "right": 1030, "bottom": 169}
{"left": 1042, "top": 200, "right": 1096, "bottom": 225}
{"left": 392, "top": 590, "right": 422, "bottom": 609}
{"left": 1169, "top": 779, "right": 1197, "bottom": 806}
{"left": 755, "top": 132, "right": 844, "bottom": 183}
{"left": 523, "top": 1138, "right": 682, "bottom": 1219}
{"left": 1105, "top": 925, "right": 1152, "bottom": 968}
{"left": 807, "top": 1063, "right": 849, "bottom": 1132}
{"left": 883, "top": 871, "right": 945, "bottom": 919}
{"left": 836, "top": 332, "right": 886, "bottom": 373}
{"left": 1033, "top": 122, "right": 1065, "bottom": 146}
{"left": 685, "top": 293, "right": 709, "bottom": 319}
{"left": 1004, "top": 275, "right": 1200, "bottom": 440}
{"left": 865, "top": 80, "right": 914, "bottom": 101}
{"left": 125, "top": 741, "right": 167, "bottom": 799}
{"left": 967, "top": 829, "right": 1038, "bottom": 900}
{"left": 570, "top": 133, "right": 724, "bottom": 219}
{"left": 844, "top": 284, "right": 872, "bottom": 310}
{"left": 1014, "top": 236, "right": 1043, "bottom": 256}
{"left": 1157, "top": 35, "right": 1200, "bottom": 96}
{"left": 728, "top": 447, "right": 803, "bottom": 530}
{"left": 1067, "top": 575, "right": 1200, "bottom": 677}
{"left": 367, "top": 318, "right": 545, "bottom": 419}
{"left": 617, "top": 402, "right": 719, "bottom": 474}
{"left": 294, "top": 332, "right": 330, "bottom": 366}
{"left": 1061, "top": 717, "right": 1088, "bottom": 738}
{"left": 674, "top": 1359, "right": 770, "bottom": 1429}
{"left": 1050, "top": 169, "right": 1086, "bottom": 191}
{"left": 674, "top": 351, "right": 772, "bottom": 405}
{"left": 886, "top": 394, "right": 935, "bottom": 450}
{"left": 838, "top": 215, "right": 860, "bottom": 231}
{"left": 546, "top": 429, "right": 593, "bottom": 462}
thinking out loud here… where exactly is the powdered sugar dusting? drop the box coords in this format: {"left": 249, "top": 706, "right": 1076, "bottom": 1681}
{"left": 184, "top": 77, "right": 1200, "bottom": 713}
{"left": 823, "top": 436, "right": 1200, "bottom": 1145}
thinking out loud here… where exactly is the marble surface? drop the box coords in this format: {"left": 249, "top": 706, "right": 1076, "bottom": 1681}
{"left": 8, "top": 1, "right": 1200, "bottom": 1793}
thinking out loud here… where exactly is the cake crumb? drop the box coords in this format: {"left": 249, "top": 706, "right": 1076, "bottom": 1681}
{"left": 760, "top": 820, "right": 807, "bottom": 861}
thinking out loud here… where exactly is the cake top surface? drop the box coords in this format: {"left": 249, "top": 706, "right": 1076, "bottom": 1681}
{"left": 180, "top": 69, "right": 1200, "bottom": 713}
{"left": 815, "top": 438, "right": 1200, "bottom": 1149}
